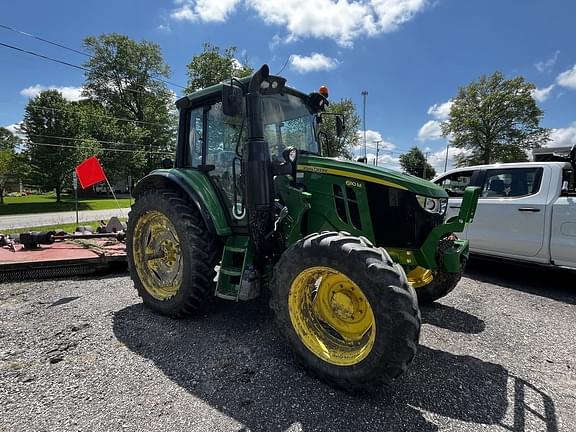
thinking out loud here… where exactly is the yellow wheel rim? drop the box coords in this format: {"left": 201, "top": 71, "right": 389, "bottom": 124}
{"left": 132, "top": 210, "right": 183, "bottom": 301}
{"left": 407, "top": 266, "right": 435, "bottom": 288}
{"left": 288, "top": 266, "right": 376, "bottom": 366}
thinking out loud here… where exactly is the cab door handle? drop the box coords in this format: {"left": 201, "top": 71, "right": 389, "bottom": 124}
{"left": 518, "top": 207, "right": 541, "bottom": 212}
{"left": 449, "top": 205, "right": 461, "bottom": 209}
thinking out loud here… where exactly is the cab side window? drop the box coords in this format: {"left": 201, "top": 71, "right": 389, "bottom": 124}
{"left": 188, "top": 107, "right": 203, "bottom": 167}
{"left": 481, "top": 168, "right": 543, "bottom": 198}
{"left": 436, "top": 171, "right": 473, "bottom": 197}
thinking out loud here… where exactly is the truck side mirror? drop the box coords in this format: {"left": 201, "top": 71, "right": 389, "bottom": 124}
{"left": 222, "top": 83, "right": 243, "bottom": 117}
{"left": 336, "top": 116, "right": 345, "bottom": 137}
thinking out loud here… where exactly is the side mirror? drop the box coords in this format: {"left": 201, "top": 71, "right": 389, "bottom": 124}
{"left": 222, "top": 83, "right": 243, "bottom": 116}
{"left": 162, "top": 158, "right": 174, "bottom": 169}
{"left": 336, "top": 116, "right": 345, "bottom": 137}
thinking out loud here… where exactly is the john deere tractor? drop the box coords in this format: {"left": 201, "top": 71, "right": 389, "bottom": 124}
{"left": 126, "top": 65, "right": 480, "bottom": 391}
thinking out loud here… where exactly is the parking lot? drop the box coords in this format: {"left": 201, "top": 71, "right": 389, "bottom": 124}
{"left": 0, "top": 258, "right": 574, "bottom": 432}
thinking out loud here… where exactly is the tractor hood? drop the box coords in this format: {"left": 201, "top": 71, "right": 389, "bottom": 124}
{"left": 297, "top": 155, "right": 447, "bottom": 198}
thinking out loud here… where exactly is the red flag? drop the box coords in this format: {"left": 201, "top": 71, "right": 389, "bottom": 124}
{"left": 75, "top": 156, "right": 107, "bottom": 189}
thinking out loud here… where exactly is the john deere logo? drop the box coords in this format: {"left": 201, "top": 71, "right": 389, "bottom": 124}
{"left": 346, "top": 180, "right": 362, "bottom": 188}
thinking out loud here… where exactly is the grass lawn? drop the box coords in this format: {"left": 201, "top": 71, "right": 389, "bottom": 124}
{"left": 7, "top": 218, "right": 128, "bottom": 234}
{"left": 0, "top": 194, "right": 132, "bottom": 216}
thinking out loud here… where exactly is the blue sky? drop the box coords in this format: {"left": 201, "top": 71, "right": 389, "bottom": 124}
{"left": 1, "top": 0, "right": 575, "bottom": 171}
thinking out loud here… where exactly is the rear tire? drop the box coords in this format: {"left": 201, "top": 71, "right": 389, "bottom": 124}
{"left": 126, "top": 188, "right": 220, "bottom": 318}
{"left": 270, "top": 232, "right": 421, "bottom": 392}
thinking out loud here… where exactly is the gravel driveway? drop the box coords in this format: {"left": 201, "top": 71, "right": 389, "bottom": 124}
{"left": 0, "top": 259, "right": 574, "bottom": 432}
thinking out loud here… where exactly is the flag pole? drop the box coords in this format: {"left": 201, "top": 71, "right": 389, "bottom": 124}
{"left": 104, "top": 177, "right": 125, "bottom": 219}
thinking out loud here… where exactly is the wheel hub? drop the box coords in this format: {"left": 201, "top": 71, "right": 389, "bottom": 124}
{"left": 288, "top": 266, "right": 376, "bottom": 366}
{"left": 133, "top": 211, "right": 183, "bottom": 301}
{"left": 407, "top": 266, "right": 435, "bottom": 288}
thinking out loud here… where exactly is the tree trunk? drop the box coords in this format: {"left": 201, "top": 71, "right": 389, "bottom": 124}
{"left": 0, "top": 187, "right": 4, "bottom": 204}
{"left": 56, "top": 186, "right": 61, "bottom": 203}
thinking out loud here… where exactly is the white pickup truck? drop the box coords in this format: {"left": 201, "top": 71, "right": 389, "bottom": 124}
{"left": 433, "top": 151, "right": 576, "bottom": 269}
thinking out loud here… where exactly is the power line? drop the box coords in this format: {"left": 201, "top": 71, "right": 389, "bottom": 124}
{"left": 28, "top": 105, "right": 172, "bottom": 128}
{"left": 0, "top": 23, "right": 187, "bottom": 90}
{"left": 26, "top": 133, "right": 173, "bottom": 149}
{"left": 0, "top": 41, "right": 172, "bottom": 97}
{"left": 26, "top": 141, "right": 172, "bottom": 155}
{"left": 0, "top": 41, "right": 88, "bottom": 71}
{"left": 0, "top": 23, "right": 89, "bottom": 57}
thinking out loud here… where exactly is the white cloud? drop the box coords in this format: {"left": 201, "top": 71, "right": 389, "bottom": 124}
{"left": 157, "top": 22, "right": 171, "bottom": 32}
{"left": 556, "top": 64, "right": 576, "bottom": 89}
{"left": 547, "top": 122, "right": 576, "bottom": 147}
{"left": 20, "top": 85, "right": 85, "bottom": 102}
{"left": 535, "top": 50, "right": 560, "bottom": 73}
{"left": 290, "top": 53, "right": 339, "bottom": 73}
{"left": 170, "top": 0, "right": 240, "bottom": 22}
{"left": 427, "top": 145, "right": 468, "bottom": 173}
{"left": 417, "top": 120, "right": 443, "bottom": 141}
{"left": 170, "top": 0, "right": 428, "bottom": 46}
{"left": 354, "top": 129, "right": 396, "bottom": 152}
{"left": 3, "top": 123, "right": 26, "bottom": 141}
{"left": 531, "top": 84, "right": 555, "bottom": 102}
{"left": 269, "top": 34, "right": 282, "bottom": 50}
{"left": 427, "top": 100, "right": 452, "bottom": 120}
{"left": 351, "top": 130, "right": 400, "bottom": 169}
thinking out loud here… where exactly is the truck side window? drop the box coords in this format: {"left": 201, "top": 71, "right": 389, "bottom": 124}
{"left": 481, "top": 168, "right": 543, "bottom": 198}
{"left": 436, "top": 171, "right": 473, "bottom": 197}
{"left": 562, "top": 169, "right": 575, "bottom": 195}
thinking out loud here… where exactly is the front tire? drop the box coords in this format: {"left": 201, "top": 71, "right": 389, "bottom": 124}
{"left": 408, "top": 257, "right": 467, "bottom": 304}
{"left": 270, "top": 232, "right": 421, "bottom": 392}
{"left": 126, "top": 188, "right": 220, "bottom": 318}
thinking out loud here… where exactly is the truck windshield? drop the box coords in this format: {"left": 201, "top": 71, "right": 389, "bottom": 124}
{"left": 262, "top": 93, "right": 319, "bottom": 158}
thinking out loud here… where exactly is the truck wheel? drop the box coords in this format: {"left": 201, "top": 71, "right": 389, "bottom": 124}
{"left": 270, "top": 232, "right": 421, "bottom": 392}
{"left": 407, "top": 258, "right": 467, "bottom": 304}
{"left": 126, "top": 188, "right": 220, "bottom": 318}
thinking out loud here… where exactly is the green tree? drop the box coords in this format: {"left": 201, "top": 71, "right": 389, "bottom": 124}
{"left": 186, "top": 43, "right": 252, "bottom": 93}
{"left": 442, "top": 71, "right": 549, "bottom": 166}
{"left": 0, "top": 127, "right": 20, "bottom": 203}
{"left": 320, "top": 98, "right": 361, "bottom": 158}
{"left": 83, "top": 33, "right": 175, "bottom": 178}
{"left": 23, "top": 91, "right": 99, "bottom": 202}
{"left": 399, "top": 147, "right": 436, "bottom": 179}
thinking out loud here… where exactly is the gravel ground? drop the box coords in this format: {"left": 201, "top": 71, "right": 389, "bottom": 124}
{"left": 0, "top": 258, "right": 574, "bottom": 432}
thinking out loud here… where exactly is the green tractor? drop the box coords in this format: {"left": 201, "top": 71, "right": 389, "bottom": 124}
{"left": 126, "top": 65, "right": 480, "bottom": 391}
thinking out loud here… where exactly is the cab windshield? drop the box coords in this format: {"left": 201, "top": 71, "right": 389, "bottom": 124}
{"left": 262, "top": 93, "right": 319, "bottom": 158}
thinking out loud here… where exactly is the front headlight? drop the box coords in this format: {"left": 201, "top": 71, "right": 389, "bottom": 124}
{"left": 416, "top": 195, "right": 448, "bottom": 215}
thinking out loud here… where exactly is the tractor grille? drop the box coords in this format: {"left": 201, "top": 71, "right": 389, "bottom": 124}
{"left": 366, "top": 183, "right": 443, "bottom": 248}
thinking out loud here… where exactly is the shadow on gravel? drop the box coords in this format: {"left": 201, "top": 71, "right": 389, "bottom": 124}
{"left": 113, "top": 300, "right": 558, "bottom": 431}
{"left": 420, "top": 303, "right": 485, "bottom": 334}
{"left": 465, "top": 257, "right": 576, "bottom": 305}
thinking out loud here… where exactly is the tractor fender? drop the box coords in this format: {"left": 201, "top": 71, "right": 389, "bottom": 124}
{"left": 132, "top": 170, "right": 232, "bottom": 237}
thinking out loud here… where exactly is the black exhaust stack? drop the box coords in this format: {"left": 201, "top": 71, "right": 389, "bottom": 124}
{"left": 244, "top": 65, "right": 273, "bottom": 253}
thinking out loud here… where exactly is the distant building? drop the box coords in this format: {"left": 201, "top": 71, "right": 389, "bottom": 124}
{"left": 533, "top": 146, "right": 573, "bottom": 162}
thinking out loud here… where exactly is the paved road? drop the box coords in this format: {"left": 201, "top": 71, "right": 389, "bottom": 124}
{"left": 0, "top": 208, "right": 131, "bottom": 230}
{"left": 0, "top": 259, "right": 574, "bottom": 431}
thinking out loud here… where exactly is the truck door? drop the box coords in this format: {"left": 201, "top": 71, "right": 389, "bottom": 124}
{"left": 467, "top": 166, "right": 547, "bottom": 257}
{"left": 550, "top": 168, "right": 576, "bottom": 267}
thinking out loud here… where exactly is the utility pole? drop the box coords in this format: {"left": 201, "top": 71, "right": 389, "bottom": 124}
{"left": 444, "top": 143, "right": 449, "bottom": 172}
{"left": 423, "top": 151, "right": 430, "bottom": 179}
{"left": 375, "top": 139, "right": 382, "bottom": 166}
{"left": 361, "top": 90, "right": 368, "bottom": 160}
